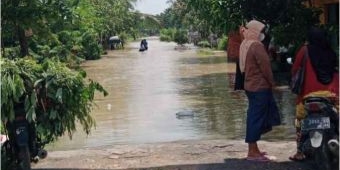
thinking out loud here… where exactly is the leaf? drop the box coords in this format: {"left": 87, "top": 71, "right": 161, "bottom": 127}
{"left": 36, "top": 124, "right": 45, "bottom": 134}
{"left": 34, "top": 78, "right": 45, "bottom": 88}
{"left": 26, "top": 106, "right": 36, "bottom": 123}
{"left": 24, "top": 95, "right": 30, "bottom": 112}
{"left": 1, "top": 57, "right": 107, "bottom": 147}
{"left": 55, "top": 88, "right": 63, "bottom": 103}
{"left": 30, "top": 92, "right": 37, "bottom": 106}
{"left": 45, "top": 77, "right": 55, "bottom": 89}
{"left": 13, "top": 74, "right": 25, "bottom": 100}
{"left": 8, "top": 101, "right": 15, "bottom": 122}
{"left": 49, "top": 109, "right": 57, "bottom": 120}
{"left": 7, "top": 75, "right": 15, "bottom": 98}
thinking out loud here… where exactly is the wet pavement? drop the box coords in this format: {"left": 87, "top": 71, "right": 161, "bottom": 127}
{"left": 33, "top": 139, "right": 315, "bottom": 170}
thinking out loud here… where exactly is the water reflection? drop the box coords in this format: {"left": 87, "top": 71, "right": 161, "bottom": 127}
{"left": 47, "top": 38, "right": 297, "bottom": 151}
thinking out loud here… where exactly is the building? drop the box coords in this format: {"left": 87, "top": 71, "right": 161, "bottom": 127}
{"left": 304, "top": 0, "right": 339, "bottom": 53}
{"left": 304, "top": 0, "right": 339, "bottom": 25}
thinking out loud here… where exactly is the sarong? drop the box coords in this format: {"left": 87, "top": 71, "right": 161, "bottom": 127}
{"left": 245, "top": 89, "right": 281, "bottom": 143}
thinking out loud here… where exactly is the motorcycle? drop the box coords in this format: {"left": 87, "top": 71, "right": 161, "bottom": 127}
{"left": 1, "top": 102, "right": 47, "bottom": 170}
{"left": 139, "top": 39, "right": 148, "bottom": 52}
{"left": 300, "top": 97, "right": 339, "bottom": 170}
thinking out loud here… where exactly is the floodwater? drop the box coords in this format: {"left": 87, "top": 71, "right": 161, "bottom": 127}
{"left": 47, "top": 37, "right": 297, "bottom": 151}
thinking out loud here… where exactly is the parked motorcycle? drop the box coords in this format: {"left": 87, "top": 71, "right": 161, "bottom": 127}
{"left": 1, "top": 102, "right": 47, "bottom": 170}
{"left": 300, "top": 97, "right": 339, "bottom": 170}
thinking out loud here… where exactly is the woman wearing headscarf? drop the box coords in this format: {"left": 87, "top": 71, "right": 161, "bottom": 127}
{"left": 289, "top": 26, "right": 339, "bottom": 161}
{"left": 239, "top": 20, "right": 281, "bottom": 162}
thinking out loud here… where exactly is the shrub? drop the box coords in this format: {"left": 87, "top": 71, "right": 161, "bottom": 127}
{"left": 197, "top": 40, "right": 210, "bottom": 48}
{"left": 57, "top": 31, "right": 74, "bottom": 49}
{"left": 1, "top": 47, "right": 21, "bottom": 59}
{"left": 160, "top": 28, "right": 175, "bottom": 41}
{"left": 217, "top": 35, "right": 228, "bottom": 51}
{"left": 80, "top": 31, "right": 101, "bottom": 60}
{"left": 173, "top": 29, "right": 188, "bottom": 45}
{"left": 1, "top": 57, "right": 108, "bottom": 145}
{"left": 118, "top": 32, "right": 128, "bottom": 48}
{"left": 160, "top": 35, "right": 172, "bottom": 42}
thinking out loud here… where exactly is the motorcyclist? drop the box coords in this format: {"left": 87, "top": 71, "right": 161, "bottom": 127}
{"left": 289, "top": 26, "right": 339, "bottom": 161}
{"left": 139, "top": 39, "right": 148, "bottom": 51}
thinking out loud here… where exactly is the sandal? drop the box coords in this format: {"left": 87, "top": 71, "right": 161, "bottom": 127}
{"left": 289, "top": 152, "right": 306, "bottom": 162}
{"left": 246, "top": 155, "right": 271, "bottom": 162}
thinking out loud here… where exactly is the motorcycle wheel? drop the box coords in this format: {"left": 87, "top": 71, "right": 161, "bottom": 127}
{"left": 18, "top": 146, "right": 31, "bottom": 170}
{"left": 314, "top": 141, "right": 332, "bottom": 170}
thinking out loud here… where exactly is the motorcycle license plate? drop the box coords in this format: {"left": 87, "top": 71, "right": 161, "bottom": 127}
{"left": 301, "top": 117, "right": 330, "bottom": 131}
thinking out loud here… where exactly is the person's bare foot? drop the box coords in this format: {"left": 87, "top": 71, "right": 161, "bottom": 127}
{"left": 247, "top": 150, "right": 264, "bottom": 157}
{"left": 247, "top": 143, "right": 266, "bottom": 157}
{"left": 246, "top": 155, "right": 271, "bottom": 162}
{"left": 247, "top": 151, "right": 270, "bottom": 162}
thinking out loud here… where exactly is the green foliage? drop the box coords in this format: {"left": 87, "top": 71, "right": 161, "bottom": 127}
{"left": 270, "top": 4, "right": 321, "bottom": 49}
{"left": 217, "top": 35, "right": 228, "bottom": 51}
{"left": 79, "top": 31, "right": 101, "bottom": 60}
{"left": 1, "top": 57, "right": 108, "bottom": 144}
{"left": 173, "top": 29, "right": 189, "bottom": 45}
{"left": 158, "top": 7, "right": 184, "bottom": 29}
{"left": 197, "top": 40, "right": 210, "bottom": 48}
{"left": 197, "top": 49, "right": 214, "bottom": 56}
{"left": 160, "top": 28, "right": 176, "bottom": 41}
{"left": 1, "top": 47, "right": 21, "bottom": 59}
{"left": 160, "top": 35, "right": 172, "bottom": 42}
{"left": 118, "top": 32, "right": 128, "bottom": 47}
{"left": 138, "top": 14, "right": 162, "bottom": 36}
{"left": 165, "top": 0, "right": 323, "bottom": 50}
{"left": 2, "top": 0, "right": 139, "bottom": 59}
{"left": 75, "top": 0, "right": 139, "bottom": 43}
{"left": 57, "top": 31, "right": 76, "bottom": 50}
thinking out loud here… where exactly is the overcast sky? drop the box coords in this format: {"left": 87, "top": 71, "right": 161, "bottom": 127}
{"left": 134, "top": 0, "right": 171, "bottom": 15}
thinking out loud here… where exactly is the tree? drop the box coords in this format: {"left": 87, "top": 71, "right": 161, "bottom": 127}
{"left": 166, "top": 0, "right": 322, "bottom": 50}
{"left": 76, "top": 0, "right": 137, "bottom": 42}
{"left": 1, "top": 0, "right": 78, "bottom": 57}
{"left": 1, "top": 0, "right": 140, "bottom": 58}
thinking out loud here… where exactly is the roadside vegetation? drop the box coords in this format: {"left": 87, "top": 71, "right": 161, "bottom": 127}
{"left": 0, "top": 0, "right": 155, "bottom": 165}
{"left": 157, "top": 0, "right": 338, "bottom": 56}
{"left": 1, "top": 0, "right": 338, "bottom": 166}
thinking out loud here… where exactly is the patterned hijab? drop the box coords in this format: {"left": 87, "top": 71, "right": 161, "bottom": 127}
{"left": 239, "top": 20, "right": 265, "bottom": 72}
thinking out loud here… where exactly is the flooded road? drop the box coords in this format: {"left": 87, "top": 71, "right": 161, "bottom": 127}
{"left": 47, "top": 37, "right": 297, "bottom": 151}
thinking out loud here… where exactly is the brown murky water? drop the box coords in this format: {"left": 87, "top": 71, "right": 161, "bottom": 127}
{"left": 47, "top": 37, "right": 297, "bottom": 151}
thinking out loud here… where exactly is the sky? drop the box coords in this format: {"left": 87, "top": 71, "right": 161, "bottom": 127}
{"left": 134, "top": 0, "right": 171, "bottom": 15}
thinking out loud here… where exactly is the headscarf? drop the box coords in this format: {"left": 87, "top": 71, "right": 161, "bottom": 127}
{"left": 307, "top": 27, "right": 337, "bottom": 84}
{"left": 239, "top": 20, "right": 265, "bottom": 72}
